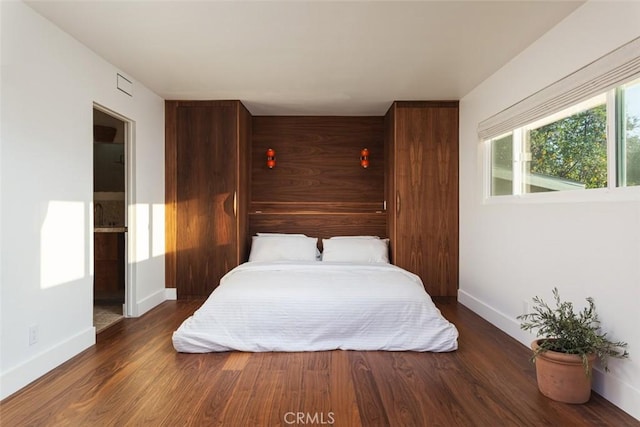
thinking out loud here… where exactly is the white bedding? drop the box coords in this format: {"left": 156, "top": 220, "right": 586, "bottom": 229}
{"left": 172, "top": 261, "right": 458, "bottom": 353}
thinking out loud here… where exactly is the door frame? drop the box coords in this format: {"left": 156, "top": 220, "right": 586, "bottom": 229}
{"left": 93, "top": 103, "right": 136, "bottom": 317}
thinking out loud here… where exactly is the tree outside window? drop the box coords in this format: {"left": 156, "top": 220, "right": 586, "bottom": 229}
{"left": 526, "top": 104, "right": 607, "bottom": 192}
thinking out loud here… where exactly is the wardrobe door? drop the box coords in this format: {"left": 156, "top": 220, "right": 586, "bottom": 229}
{"left": 423, "top": 105, "right": 458, "bottom": 297}
{"left": 175, "top": 104, "right": 238, "bottom": 297}
{"left": 391, "top": 102, "right": 458, "bottom": 297}
{"left": 393, "top": 105, "right": 428, "bottom": 288}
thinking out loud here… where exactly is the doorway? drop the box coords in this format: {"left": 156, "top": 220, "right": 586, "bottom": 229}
{"left": 92, "top": 106, "right": 129, "bottom": 333}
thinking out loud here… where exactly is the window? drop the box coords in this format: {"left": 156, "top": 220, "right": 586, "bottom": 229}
{"left": 524, "top": 94, "right": 607, "bottom": 193}
{"left": 481, "top": 38, "right": 640, "bottom": 198}
{"left": 490, "top": 133, "right": 513, "bottom": 196}
{"left": 487, "top": 81, "right": 640, "bottom": 197}
{"left": 617, "top": 78, "right": 640, "bottom": 186}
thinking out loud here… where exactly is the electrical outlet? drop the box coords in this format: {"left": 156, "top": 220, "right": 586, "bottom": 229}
{"left": 29, "top": 325, "right": 39, "bottom": 346}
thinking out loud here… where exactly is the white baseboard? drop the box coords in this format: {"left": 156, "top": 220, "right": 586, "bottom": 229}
{"left": 134, "top": 288, "right": 168, "bottom": 317}
{"left": 592, "top": 360, "right": 640, "bottom": 420}
{"left": 1, "top": 288, "right": 177, "bottom": 401}
{"left": 0, "top": 327, "right": 95, "bottom": 401}
{"left": 458, "top": 289, "right": 531, "bottom": 347}
{"left": 132, "top": 287, "right": 176, "bottom": 317}
{"left": 458, "top": 289, "right": 640, "bottom": 421}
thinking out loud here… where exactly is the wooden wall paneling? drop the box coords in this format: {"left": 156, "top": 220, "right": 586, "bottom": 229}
{"left": 249, "top": 212, "right": 387, "bottom": 245}
{"left": 250, "top": 116, "right": 386, "bottom": 241}
{"left": 384, "top": 105, "right": 396, "bottom": 262}
{"left": 168, "top": 103, "right": 456, "bottom": 297}
{"left": 165, "top": 101, "right": 178, "bottom": 289}
{"left": 249, "top": 201, "right": 386, "bottom": 247}
{"left": 237, "top": 103, "right": 252, "bottom": 264}
{"left": 251, "top": 116, "right": 384, "bottom": 203}
{"left": 251, "top": 201, "right": 383, "bottom": 214}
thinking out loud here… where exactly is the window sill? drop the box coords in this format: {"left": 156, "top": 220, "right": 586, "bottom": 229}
{"left": 483, "top": 185, "right": 640, "bottom": 205}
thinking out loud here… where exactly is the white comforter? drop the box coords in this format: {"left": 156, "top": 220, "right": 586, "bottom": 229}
{"left": 172, "top": 261, "right": 458, "bottom": 353}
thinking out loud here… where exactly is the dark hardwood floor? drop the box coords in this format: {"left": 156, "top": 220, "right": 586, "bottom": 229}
{"left": 1, "top": 298, "right": 637, "bottom": 426}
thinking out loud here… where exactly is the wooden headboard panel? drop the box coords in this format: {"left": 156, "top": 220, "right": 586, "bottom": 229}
{"left": 249, "top": 116, "right": 386, "bottom": 245}
{"left": 248, "top": 205, "right": 387, "bottom": 245}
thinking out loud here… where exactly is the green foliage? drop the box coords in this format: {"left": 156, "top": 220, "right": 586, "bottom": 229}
{"left": 492, "top": 134, "right": 513, "bottom": 168}
{"left": 528, "top": 105, "right": 608, "bottom": 189}
{"left": 517, "top": 288, "right": 629, "bottom": 377}
{"left": 624, "top": 114, "right": 640, "bottom": 186}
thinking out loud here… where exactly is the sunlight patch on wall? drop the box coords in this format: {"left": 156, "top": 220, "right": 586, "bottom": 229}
{"left": 152, "top": 203, "right": 165, "bottom": 257}
{"left": 40, "top": 201, "right": 85, "bottom": 289}
{"left": 132, "top": 203, "right": 149, "bottom": 262}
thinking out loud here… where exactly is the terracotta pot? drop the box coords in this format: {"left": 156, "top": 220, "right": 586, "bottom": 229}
{"left": 531, "top": 339, "right": 596, "bottom": 404}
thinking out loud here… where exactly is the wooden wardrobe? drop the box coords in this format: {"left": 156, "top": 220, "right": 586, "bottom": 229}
{"left": 385, "top": 101, "right": 459, "bottom": 297}
{"left": 165, "top": 100, "right": 251, "bottom": 298}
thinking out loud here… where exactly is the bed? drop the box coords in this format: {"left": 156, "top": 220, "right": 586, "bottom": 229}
{"left": 172, "top": 234, "right": 458, "bottom": 353}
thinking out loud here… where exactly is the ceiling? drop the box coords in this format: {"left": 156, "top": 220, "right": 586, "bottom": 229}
{"left": 26, "top": 1, "right": 582, "bottom": 116}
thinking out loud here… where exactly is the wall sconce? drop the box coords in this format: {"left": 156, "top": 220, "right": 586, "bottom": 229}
{"left": 266, "top": 148, "right": 276, "bottom": 169}
{"left": 360, "top": 148, "right": 369, "bottom": 168}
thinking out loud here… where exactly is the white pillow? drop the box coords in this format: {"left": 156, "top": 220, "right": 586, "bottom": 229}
{"left": 328, "top": 235, "right": 380, "bottom": 240}
{"left": 321, "top": 237, "right": 389, "bottom": 263}
{"left": 248, "top": 235, "right": 318, "bottom": 262}
{"left": 257, "top": 233, "right": 308, "bottom": 237}
{"left": 256, "top": 233, "right": 321, "bottom": 259}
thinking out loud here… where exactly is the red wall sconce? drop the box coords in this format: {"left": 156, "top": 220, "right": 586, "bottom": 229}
{"left": 360, "top": 148, "right": 369, "bottom": 168}
{"left": 266, "top": 148, "right": 276, "bottom": 169}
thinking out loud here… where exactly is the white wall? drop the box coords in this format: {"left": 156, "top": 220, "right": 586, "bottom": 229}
{"left": 0, "top": 1, "right": 166, "bottom": 399}
{"left": 459, "top": 1, "right": 640, "bottom": 420}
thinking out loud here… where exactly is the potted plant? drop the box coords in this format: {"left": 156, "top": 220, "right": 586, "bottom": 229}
{"left": 517, "top": 288, "right": 628, "bottom": 404}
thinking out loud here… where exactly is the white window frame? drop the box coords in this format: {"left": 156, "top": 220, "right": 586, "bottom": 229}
{"left": 482, "top": 96, "right": 640, "bottom": 204}
{"left": 483, "top": 83, "right": 640, "bottom": 204}
{"left": 606, "top": 90, "right": 618, "bottom": 189}
{"left": 496, "top": 90, "right": 616, "bottom": 197}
